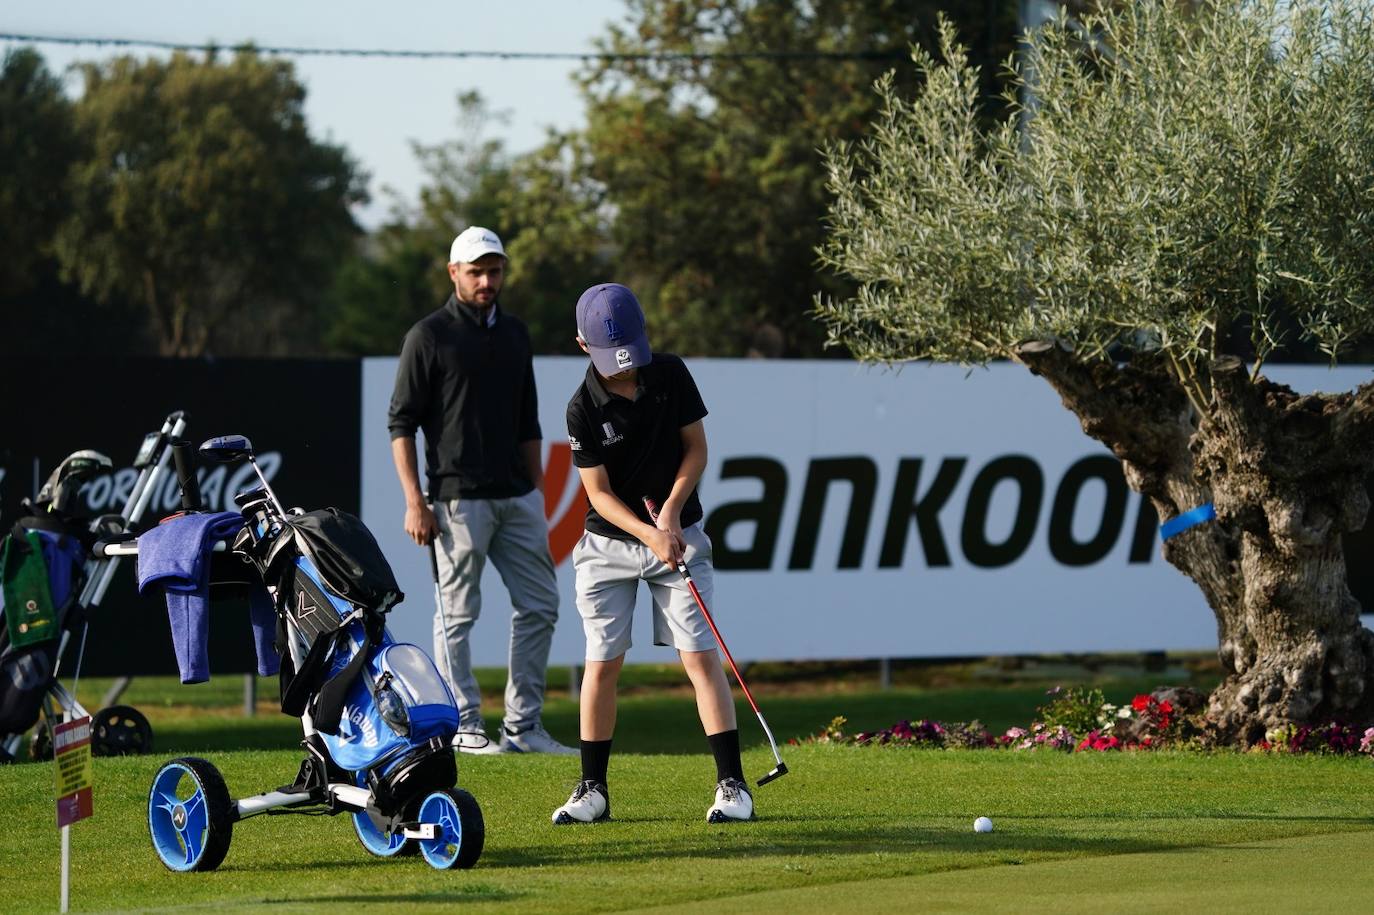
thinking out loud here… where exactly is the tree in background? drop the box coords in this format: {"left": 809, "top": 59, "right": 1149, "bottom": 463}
{"left": 329, "top": 93, "right": 606, "bottom": 356}
{"left": 0, "top": 48, "right": 78, "bottom": 299}
{"left": 572, "top": 0, "right": 1020, "bottom": 357}
{"left": 0, "top": 47, "right": 147, "bottom": 356}
{"left": 334, "top": 1, "right": 1022, "bottom": 358}
{"left": 819, "top": 0, "right": 1374, "bottom": 743}
{"left": 55, "top": 49, "right": 367, "bottom": 356}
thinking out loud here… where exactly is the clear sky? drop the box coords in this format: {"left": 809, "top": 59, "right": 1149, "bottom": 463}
{"left": 1, "top": 0, "right": 628, "bottom": 227}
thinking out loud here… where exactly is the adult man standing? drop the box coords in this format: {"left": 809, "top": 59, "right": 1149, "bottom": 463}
{"left": 388, "top": 226, "right": 574, "bottom": 755}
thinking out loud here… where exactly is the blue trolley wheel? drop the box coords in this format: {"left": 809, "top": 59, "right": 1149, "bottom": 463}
{"left": 147, "top": 757, "right": 234, "bottom": 872}
{"left": 351, "top": 772, "right": 415, "bottom": 858}
{"left": 414, "top": 788, "right": 484, "bottom": 870}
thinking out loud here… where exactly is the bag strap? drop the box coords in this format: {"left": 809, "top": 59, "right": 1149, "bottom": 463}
{"left": 308, "top": 613, "right": 385, "bottom": 735}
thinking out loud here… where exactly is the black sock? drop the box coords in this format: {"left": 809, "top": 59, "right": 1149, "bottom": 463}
{"left": 580, "top": 739, "right": 612, "bottom": 785}
{"left": 707, "top": 729, "right": 744, "bottom": 783}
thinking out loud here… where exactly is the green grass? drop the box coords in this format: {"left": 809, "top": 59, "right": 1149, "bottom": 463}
{"left": 2, "top": 667, "right": 1371, "bottom": 912}
{"left": 2, "top": 748, "right": 1372, "bottom": 912}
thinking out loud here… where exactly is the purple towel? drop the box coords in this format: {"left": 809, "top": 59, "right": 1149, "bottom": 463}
{"left": 137, "top": 511, "right": 279, "bottom": 683}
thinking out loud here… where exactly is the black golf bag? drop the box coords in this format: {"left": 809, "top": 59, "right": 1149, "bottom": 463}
{"left": 0, "top": 515, "right": 87, "bottom": 738}
{"left": 1, "top": 412, "right": 190, "bottom": 763}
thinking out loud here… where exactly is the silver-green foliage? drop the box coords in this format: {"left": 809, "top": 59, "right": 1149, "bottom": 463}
{"left": 819, "top": 0, "right": 1374, "bottom": 385}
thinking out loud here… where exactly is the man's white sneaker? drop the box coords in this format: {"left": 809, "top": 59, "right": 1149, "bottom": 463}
{"left": 552, "top": 779, "right": 610, "bottom": 825}
{"left": 707, "top": 777, "right": 754, "bottom": 823}
{"left": 453, "top": 725, "right": 504, "bottom": 755}
{"left": 501, "top": 725, "right": 578, "bottom": 755}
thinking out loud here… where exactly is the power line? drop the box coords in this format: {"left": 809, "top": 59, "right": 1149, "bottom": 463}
{"left": 0, "top": 32, "right": 906, "bottom": 62}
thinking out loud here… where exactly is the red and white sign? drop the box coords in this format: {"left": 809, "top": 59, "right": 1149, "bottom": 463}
{"left": 54, "top": 717, "right": 94, "bottom": 827}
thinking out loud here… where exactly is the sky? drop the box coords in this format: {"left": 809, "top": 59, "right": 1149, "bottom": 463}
{"left": 1, "top": 0, "right": 628, "bottom": 228}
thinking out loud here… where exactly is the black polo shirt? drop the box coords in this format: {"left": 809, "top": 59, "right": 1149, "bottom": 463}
{"left": 565, "top": 353, "right": 708, "bottom": 540}
{"left": 388, "top": 294, "right": 542, "bottom": 500}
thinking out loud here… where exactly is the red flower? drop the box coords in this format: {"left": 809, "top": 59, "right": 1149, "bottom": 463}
{"left": 1131, "top": 695, "right": 1152, "bottom": 713}
{"left": 1157, "top": 700, "right": 1173, "bottom": 716}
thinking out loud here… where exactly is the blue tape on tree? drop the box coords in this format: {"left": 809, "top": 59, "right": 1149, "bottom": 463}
{"left": 1160, "top": 503, "right": 1216, "bottom": 540}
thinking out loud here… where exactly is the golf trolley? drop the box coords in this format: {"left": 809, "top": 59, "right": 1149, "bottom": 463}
{"left": 99, "top": 434, "right": 482, "bottom": 872}
{"left": 1, "top": 411, "right": 192, "bottom": 763}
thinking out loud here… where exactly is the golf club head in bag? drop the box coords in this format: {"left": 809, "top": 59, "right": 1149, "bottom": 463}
{"left": 34, "top": 450, "right": 113, "bottom": 517}
{"left": 199, "top": 434, "right": 286, "bottom": 518}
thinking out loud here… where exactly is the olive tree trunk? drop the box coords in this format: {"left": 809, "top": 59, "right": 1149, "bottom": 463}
{"left": 1015, "top": 342, "right": 1374, "bottom": 744}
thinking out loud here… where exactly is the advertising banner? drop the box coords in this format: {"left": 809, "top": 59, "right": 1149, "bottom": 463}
{"left": 5, "top": 356, "right": 1370, "bottom": 674}
{"left": 0, "top": 358, "right": 362, "bottom": 677}
{"left": 362, "top": 357, "right": 1374, "bottom": 665}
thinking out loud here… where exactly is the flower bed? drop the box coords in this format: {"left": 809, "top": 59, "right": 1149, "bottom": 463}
{"left": 797, "top": 686, "right": 1374, "bottom": 756}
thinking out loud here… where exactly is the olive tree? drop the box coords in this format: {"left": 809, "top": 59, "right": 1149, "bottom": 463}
{"left": 818, "top": 0, "right": 1374, "bottom": 743}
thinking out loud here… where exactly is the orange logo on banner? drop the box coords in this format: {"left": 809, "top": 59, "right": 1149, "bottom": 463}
{"left": 543, "top": 442, "right": 586, "bottom": 566}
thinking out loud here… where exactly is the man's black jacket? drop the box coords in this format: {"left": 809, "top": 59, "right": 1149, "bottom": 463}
{"left": 388, "top": 294, "right": 542, "bottom": 500}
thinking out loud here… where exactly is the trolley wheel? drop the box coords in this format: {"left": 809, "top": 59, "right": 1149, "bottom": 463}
{"left": 351, "top": 773, "right": 416, "bottom": 858}
{"left": 147, "top": 757, "right": 234, "bottom": 872}
{"left": 29, "top": 721, "right": 52, "bottom": 761}
{"left": 93, "top": 705, "right": 153, "bottom": 756}
{"left": 412, "top": 788, "right": 484, "bottom": 870}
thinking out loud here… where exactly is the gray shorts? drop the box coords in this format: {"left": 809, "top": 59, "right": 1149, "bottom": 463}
{"left": 572, "top": 522, "right": 717, "bottom": 661}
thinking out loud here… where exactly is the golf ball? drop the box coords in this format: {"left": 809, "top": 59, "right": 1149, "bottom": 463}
{"left": 973, "top": 816, "right": 994, "bottom": 833}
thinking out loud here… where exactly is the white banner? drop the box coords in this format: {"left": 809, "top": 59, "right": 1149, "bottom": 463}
{"left": 361, "top": 357, "right": 1374, "bottom": 664}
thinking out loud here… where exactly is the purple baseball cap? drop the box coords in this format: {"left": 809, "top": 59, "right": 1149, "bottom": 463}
{"left": 576, "top": 283, "right": 652, "bottom": 376}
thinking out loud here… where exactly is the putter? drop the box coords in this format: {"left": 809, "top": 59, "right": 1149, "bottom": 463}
{"left": 643, "top": 497, "right": 789, "bottom": 786}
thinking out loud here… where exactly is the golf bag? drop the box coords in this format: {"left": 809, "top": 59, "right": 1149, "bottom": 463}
{"left": 0, "top": 517, "right": 87, "bottom": 737}
{"left": 135, "top": 433, "right": 481, "bottom": 873}
{"left": 1, "top": 412, "right": 190, "bottom": 763}
{"left": 255, "top": 507, "right": 461, "bottom": 785}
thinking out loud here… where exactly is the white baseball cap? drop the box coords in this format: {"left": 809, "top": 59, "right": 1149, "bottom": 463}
{"left": 449, "top": 226, "right": 506, "bottom": 264}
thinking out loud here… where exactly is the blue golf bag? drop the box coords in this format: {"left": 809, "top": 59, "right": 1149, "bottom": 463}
{"left": 138, "top": 435, "right": 481, "bottom": 873}
{"left": 260, "top": 507, "right": 460, "bottom": 781}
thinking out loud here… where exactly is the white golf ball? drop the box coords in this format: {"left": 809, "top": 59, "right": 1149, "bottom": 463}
{"left": 973, "top": 816, "right": 994, "bottom": 833}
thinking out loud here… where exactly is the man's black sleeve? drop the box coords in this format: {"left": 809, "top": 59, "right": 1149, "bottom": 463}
{"left": 388, "top": 327, "right": 432, "bottom": 440}
{"left": 517, "top": 328, "right": 542, "bottom": 443}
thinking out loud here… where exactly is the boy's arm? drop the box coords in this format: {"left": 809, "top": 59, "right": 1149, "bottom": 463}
{"left": 657, "top": 420, "right": 707, "bottom": 542}
{"left": 577, "top": 464, "right": 683, "bottom": 566}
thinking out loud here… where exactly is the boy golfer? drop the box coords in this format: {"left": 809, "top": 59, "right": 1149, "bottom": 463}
{"left": 552, "top": 282, "right": 752, "bottom": 825}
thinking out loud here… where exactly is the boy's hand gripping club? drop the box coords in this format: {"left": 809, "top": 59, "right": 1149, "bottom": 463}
{"left": 643, "top": 497, "right": 789, "bottom": 786}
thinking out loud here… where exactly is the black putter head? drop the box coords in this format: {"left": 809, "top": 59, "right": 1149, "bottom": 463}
{"left": 756, "top": 761, "right": 788, "bottom": 787}
{"left": 199, "top": 434, "right": 255, "bottom": 464}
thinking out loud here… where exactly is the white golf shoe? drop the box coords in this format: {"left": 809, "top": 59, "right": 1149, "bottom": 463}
{"left": 707, "top": 777, "right": 754, "bottom": 823}
{"left": 453, "top": 722, "right": 503, "bottom": 755}
{"left": 552, "top": 779, "right": 610, "bottom": 825}
{"left": 501, "top": 725, "right": 578, "bottom": 755}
